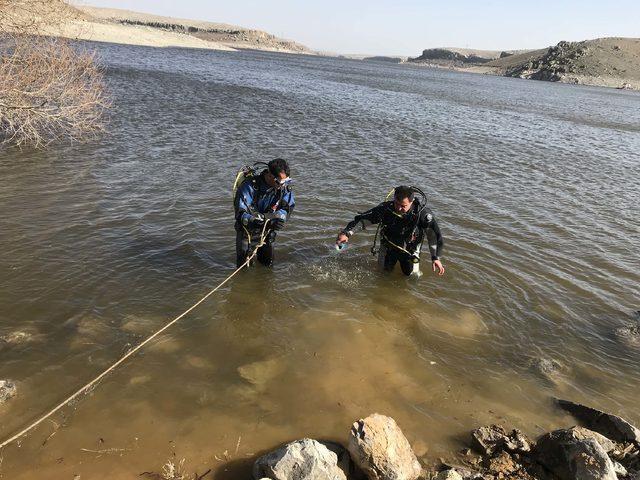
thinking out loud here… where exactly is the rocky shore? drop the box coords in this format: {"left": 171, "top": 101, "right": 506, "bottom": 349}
{"left": 248, "top": 400, "right": 640, "bottom": 480}
{"left": 407, "top": 38, "right": 640, "bottom": 91}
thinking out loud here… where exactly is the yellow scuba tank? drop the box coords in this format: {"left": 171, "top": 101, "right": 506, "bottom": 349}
{"left": 232, "top": 165, "right": 253, "bottom": 201}
{"left": 232, "top": 162, "right": 269, "bottom": 201}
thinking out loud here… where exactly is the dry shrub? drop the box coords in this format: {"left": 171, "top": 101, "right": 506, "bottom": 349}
{"left": 0, "top": 0, "right": 109, "bottom": 148}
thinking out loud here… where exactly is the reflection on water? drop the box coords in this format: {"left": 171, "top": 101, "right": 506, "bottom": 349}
{"left": 0, "top": 43, "right": 639, "bottom": 479}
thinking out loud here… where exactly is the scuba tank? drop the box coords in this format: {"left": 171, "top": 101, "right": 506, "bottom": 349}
{"left": 232, "top": 161, "right": 270, "bottom": 202}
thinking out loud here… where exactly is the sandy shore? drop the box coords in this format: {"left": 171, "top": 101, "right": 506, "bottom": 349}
{"left": 48, "top": 18, "right": 236, "bottom": 50}
{"left": 45, "top": 5, "right": 312, "bottom": 54}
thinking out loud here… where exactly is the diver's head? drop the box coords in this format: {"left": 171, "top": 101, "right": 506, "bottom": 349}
{"left": 265, "top": 158, "right": 291, "bottom": 189}
{"left": 393, "top": 185, "right": 415, "bottom": 214}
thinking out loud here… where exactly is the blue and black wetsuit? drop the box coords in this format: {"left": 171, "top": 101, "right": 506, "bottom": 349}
{"left": 342, "top": 200, "right": 443, "bottom": 275}
{"left": 234, "top": 172, "right": 295, "bottom": 267}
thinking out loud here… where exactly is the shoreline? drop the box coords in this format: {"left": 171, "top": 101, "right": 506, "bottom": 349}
{"left": 403, "top": 62, "right": 640, "bottom": 91}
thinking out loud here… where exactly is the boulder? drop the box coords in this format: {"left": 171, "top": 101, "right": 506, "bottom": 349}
{"left": 348, "top": 414, "right": 421, "bottom": 480}
{"left": 535, "top": 427, "right": 618, "bottom": 480}
{"left": 557, "top": 398, "right": 640, "bottom": 444}
{"left": 0, "top": 379, "right": 17, "bottom": 404}
{"left": 569, "top": 426, "right": 616, "bottom": 452}
{"left": 471, "top": 425, "right": 532, "bottom": 456}
{"left": 253, "top": 438, "right": 348, "bottom": 480}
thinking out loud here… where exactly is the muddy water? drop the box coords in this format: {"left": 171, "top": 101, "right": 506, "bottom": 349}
{"left": 1, "top": 43, "right": 639, "bottom": 479}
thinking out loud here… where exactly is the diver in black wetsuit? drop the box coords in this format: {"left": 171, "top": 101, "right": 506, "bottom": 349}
{"left": 335, "top": 185, "right": 445, "bottom": 276}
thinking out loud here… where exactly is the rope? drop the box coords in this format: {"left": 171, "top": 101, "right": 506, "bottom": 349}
{"left": 0, "top": 221, "right": 271, "bottom": 450}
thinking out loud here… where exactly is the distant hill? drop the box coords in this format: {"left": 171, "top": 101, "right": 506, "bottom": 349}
{"left": 72, "top": 6, "right": 313, "bottom": 54}
{"left": 485, "top": 37, "right": 640, "bottom": 89}
{"left": 338, "top": 54, "right": 407, "bottom": 63}
{"left": 407, "top": 39, "right": 639, "bottom": 90}
{"left": 408, "top": 47, "right": 529, "bottom": 66}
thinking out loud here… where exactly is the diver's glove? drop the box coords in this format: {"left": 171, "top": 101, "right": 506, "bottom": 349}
{"left": 263, "top": 211, "right": 286, "bottom": 230}
{"left": 271, "top": 218, "right": 285, "bottom": 230}
{"left": 243, "top": 213, "right": 265, "bottom": 228}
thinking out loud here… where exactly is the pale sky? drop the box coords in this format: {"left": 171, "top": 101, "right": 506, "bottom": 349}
{"left": 80, "top": 0, "right": 640, "bottom": 56}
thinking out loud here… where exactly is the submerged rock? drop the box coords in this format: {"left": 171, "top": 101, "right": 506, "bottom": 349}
{"left": 614, "top": 311, "right": 640, "bottom": 348}
{"left": 0, "top": 380, "right": 17, "bottom": 404}
{"left": 238, "top": 357, "right": 285, "bottom": 391}
{"left": 614, "top": 324, "right": 640, "bottom": 348}
{"left": 253, "top": 438, "right": 348, "bottom": 480}
{"left": 536, "top": 427, "right": 618, "bottom": 479}
{"left": 528, "top": 357, "right": 566, "bottom": 385}
{"left": 556, "top": 398, "right": 640, "bottom": 444}
{"left": 0, "top": 328, "right": 43, "bottom": 350}
{"left": 1, "top": 331, "right": 33, "bottom": 345}
{"left": 471, "top": 425, "right": 532, "bottom": 456}
{"left": 348, "top": 413, "right": 421, "bottom": 480}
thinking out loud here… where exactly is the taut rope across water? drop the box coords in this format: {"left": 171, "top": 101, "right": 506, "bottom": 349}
{"left": 0, "top": 221, "right": 271, "bottom": 450}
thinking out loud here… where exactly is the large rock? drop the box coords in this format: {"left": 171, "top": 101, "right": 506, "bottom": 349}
{"left": 557, "top": 398, "right": 640, "bottom": 444}
{"left": 471, "top": 425, "right": 532, "bottom": 455}
{"left": 535, "top": 427, "right": 618, "bottom": 480}
{"left": 569, "top": 426, "right": 616, "bottom": 452}
{"left": 348, "top": 414, "right": 421, "bottom": 480}
{"left": 0, "top": 380, "right": 17, "bottom": 404}
{"left": 253, "top": 438, "right": 348, "bottom": 480}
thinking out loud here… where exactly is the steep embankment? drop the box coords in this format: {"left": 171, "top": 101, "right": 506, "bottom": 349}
{"left": 485, "top": 37, "right": 640, "bottom": 89}
{"left": 75, "top": 6, "right": 313, "bottom": 54}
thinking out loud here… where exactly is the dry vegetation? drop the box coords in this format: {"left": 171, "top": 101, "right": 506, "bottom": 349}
{"left": 0, "top": 0, "right": 109, "bottom": 148}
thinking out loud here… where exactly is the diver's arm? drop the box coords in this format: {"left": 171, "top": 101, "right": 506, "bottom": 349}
{"left": 336, "top": 203, "right": 384, "bottom": 244}
{"left": 422, "top": 211, "right": 445, "bottom": 275}
{"left": 272, "top": 189, "right": 295, "bottom": 221}
{"left": 235, "top": 182, "right": 257, "bottom": 225}
{"left": 425, "top": 219, "right": 444, "bottom": 261}
{"left": 269, "top": 190, "right": 295, "bottom": 230}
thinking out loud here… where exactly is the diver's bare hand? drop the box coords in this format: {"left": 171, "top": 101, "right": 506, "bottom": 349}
{"left": 432, "top": 259, "right": 445, "bottom": 276}
{"left": 336, "top": 233, "right": 349, "bottom": 246}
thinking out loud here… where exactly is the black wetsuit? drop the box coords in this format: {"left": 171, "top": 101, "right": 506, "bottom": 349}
{"left": 342, "top": 200, "right": 443, "bottom": 276}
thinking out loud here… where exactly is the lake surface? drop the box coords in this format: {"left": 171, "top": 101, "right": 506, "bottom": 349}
{"left": 1, "top": 43, "right": 639, "bottom": 479}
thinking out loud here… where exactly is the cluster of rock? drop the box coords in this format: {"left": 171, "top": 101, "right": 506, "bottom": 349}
{"left": 252, "top": 401, "right": 640, "bottom": 480}
{"left": 253, "top": 413, "right": 421, "bottom": 480}
{"left": 505, "top": 41, "right": 588, "bottom": 82}
{"left": 441, "top": 399, "right": 640, "bottom": 480}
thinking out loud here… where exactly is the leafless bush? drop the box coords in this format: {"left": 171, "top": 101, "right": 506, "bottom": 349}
{"left": 0, "top": 0, "right": 109, "bottom": 148}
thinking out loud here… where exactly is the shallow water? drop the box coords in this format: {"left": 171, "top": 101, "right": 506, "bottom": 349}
{"left": 1, "top": 44, "right": 639, "bottom": 479}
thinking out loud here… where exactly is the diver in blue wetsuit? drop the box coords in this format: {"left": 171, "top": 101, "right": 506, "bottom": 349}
{"left": 234, "top": 158, "right": 295, "bottom": 267}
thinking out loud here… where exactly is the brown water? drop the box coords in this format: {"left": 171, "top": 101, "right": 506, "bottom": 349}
{"left": 1, "top": 44, "right": 639, "bottom": 479}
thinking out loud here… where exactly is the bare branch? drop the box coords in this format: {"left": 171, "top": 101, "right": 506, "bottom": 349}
{"left": 0, "top": 1, "right": 109, "bottom": 148}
